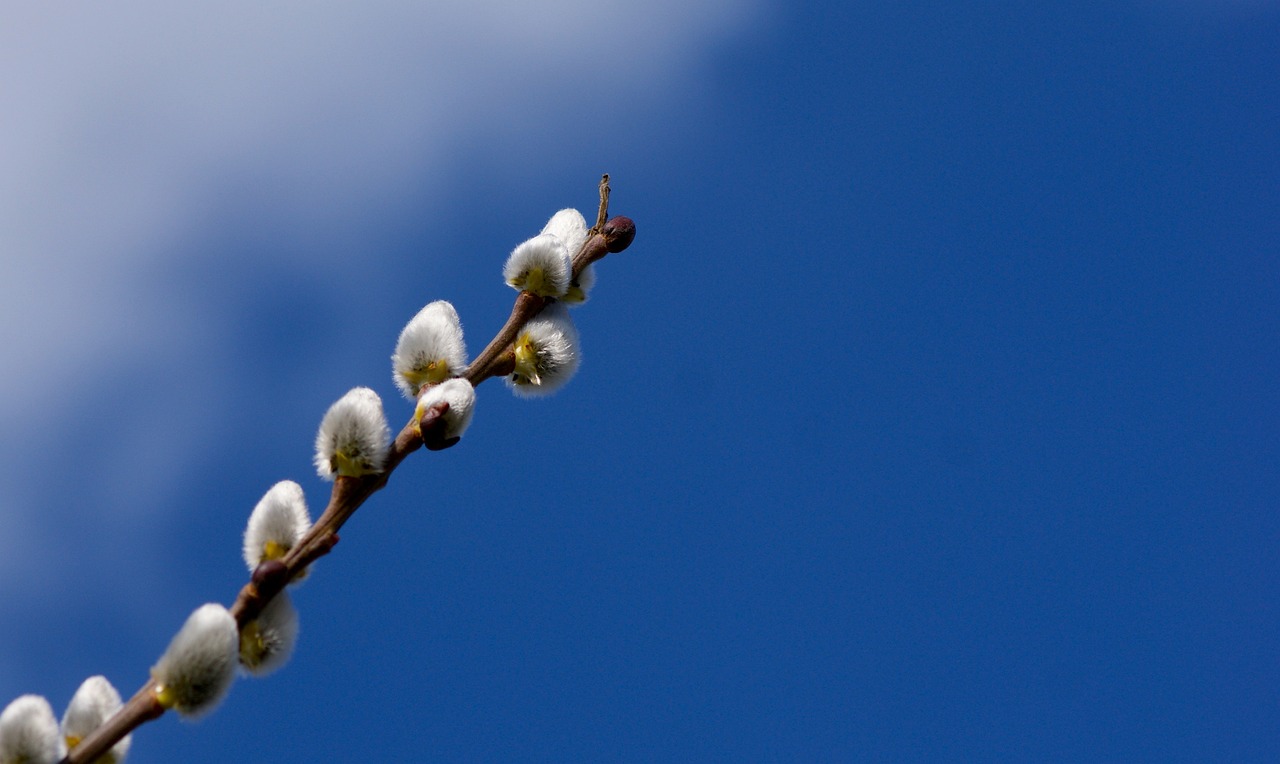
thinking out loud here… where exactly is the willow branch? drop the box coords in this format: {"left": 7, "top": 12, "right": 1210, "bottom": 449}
{"left": 60, "top": 176, "right": 635, "bottom": 764}
{"left": 464, "top": 291, "right": 548, "bottom": 385}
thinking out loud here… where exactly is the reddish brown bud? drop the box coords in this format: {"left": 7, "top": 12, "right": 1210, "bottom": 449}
{"left": 251, "top": 559, "right": 288, "bottom": 591}
{"left": 418, "top": 400, "right": 460, "bottom": 450}
{"left": 603, "top": 216, "right": 635, "bottom": 253}
{"left": 417, "top": 400, "right": 449, "bottom": 436}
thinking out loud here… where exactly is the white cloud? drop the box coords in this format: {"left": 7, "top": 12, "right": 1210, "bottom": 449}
{"left": 0, "top": 1, "right": 762, "bottom": 599}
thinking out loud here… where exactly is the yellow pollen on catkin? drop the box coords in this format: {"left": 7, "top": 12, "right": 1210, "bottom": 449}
{"left": 425, "top": 360, "right": 449, "bottom": 385}
{"left": 331, "top": 450, "right": 364, "bottom": 477}
{"left": 153, "top": 682, "right": 177, "bottom": 709}
{"left": 263, "top": 540, "right": 288, "bottom": 561}
{"left": 405, "top": 360, "right": 450, "bottom": 393}
{"left": 513, "top": 335, "right": 541, "bottom": 385}
{"left": 240, "top": 621, "right": 267, "bottom": 665}
{"left": 65, "top": 734, "right": 83, "bottom": 750}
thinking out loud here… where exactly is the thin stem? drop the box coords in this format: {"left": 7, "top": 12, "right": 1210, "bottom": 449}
{"left": 62, "top": 681, "right": 164, "bottom": 764}
{"left": 591, "top": 173, "right": 611, "bottom": 234}
{"left": 571, "top": 232, "right": 609, "bottom": 275}
{"left": 465, "top": 291, "right": 546, "bottom": 385}
{"left": 62, "top": 411, "right": 446, "bottom": 764}
{"left": 470, "top": 187, "right": 631, "bottom": 386}
{"left": 58, "top": 177, "right": 634, "bottom": 764}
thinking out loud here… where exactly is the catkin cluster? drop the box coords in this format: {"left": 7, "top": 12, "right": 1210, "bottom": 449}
{"left": 0, "top": 198, "right": 635, "bottom": 764}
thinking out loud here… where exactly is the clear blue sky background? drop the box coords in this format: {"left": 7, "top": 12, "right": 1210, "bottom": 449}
{"left": 1, "top": 2, "right": 1277, "bottom": 762}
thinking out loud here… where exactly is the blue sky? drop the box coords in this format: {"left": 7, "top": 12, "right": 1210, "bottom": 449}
{"left": 2, "top": 1, "right": 1277, "bottom": 761}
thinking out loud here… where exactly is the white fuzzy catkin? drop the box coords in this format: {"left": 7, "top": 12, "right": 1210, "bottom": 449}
{"left": 414, "top": 377, "right": 476, "bottom": 439}
{"left": 238, "top": 592, "right": 300, "bottom": 677}
{"left": 563, "top": 262, "right": 596, "bottom": 305}
{"left": 503, "top": 234, "right": 571, "bottom": 297}
{"left": 150, "top": 604, "right": 238, "bottom": 719}
{"left": 541, "top": 208, "right": 589, "bottom": 260}
{"left": 0, "top": 695, "right": 62, "bottom": 764}
{"left": 542, "top": 208, "right": 595, "bottom": 303}
{"left": 243, "top": 480, "right": 311, "bottom": 573}
{"left": 392, "top": 300, "right": 468, "bottom": 399}
{"left": 314, "top": 387, "right": 392, "bottom": 480}
{"left": 503, "top": 208, "right": 589, "bottom": 299}
{"left": 507, "top": 303, "right": 581, "bottom": 397}
{"left": 61, "top": 676, "right": 129, "bottom": 763}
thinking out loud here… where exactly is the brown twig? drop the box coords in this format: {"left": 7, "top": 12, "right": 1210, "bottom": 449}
{"left": 464, "top": 290, "right": 548, "bottom": 386}
{"left": 591, "top": 173, "right": 611, "bottom": 233}
{"left": 61, "top": 682, "right": 164, "bottom": 763}
{"left": 59, "top": 176, "right": 634, "bottom": 764}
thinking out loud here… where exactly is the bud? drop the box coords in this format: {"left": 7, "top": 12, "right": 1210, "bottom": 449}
{"left": 251, "top": 559, "right": 290, "bottom": 591}
{"left": 61, "top": 676, "right": 129, "bottom": 763}
{"left": 0, "top": 695, "right": 62, "bottom": 764}
{"left": 150, "top": 604, "right": 238, "bottom": 719}
{"left": 414, "top": 378, "right": 476, "bottom": 440}
{"left": 540, "top": 208, "right": 589, "bottom": 260}
{"left": 243, "top": 481, "right": 311, "bottom": 575}
{"left": 503, "top": 234, "right": 571, "bottom": 298}
{"left": 507, "top": 303, "right": 580, "bottom": 397}
{"left": 392, "top": 300, "right": 468, "bottom": 399}
{"left": 603, "top": 215, "right": 636, "bottom": 253}
{"left": 314, "top": 387, "right": 391, "bottom": 480}
{"left": 239, "top": 592, "right": 300, "bottom": 677}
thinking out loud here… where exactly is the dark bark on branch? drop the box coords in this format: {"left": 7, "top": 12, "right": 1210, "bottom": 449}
{"left": 60, "top": 175, "right": 633, "bottom": 764}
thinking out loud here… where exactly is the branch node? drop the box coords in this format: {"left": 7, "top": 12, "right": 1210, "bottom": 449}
{"left": 416, "top": 400, "right": 449, "bottom": 436}
{"left": 251, "top": 559, "right": 288, "bottom": 590}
